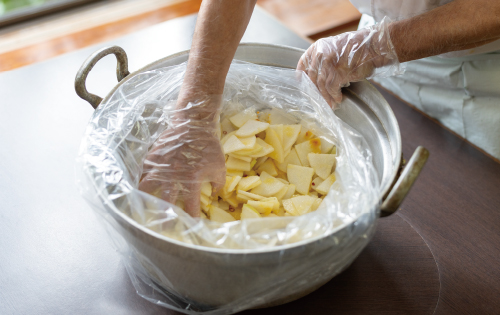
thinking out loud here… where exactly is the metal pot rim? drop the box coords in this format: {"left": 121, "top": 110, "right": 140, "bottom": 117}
{"left": 75, "top": 43, "right": 429, "bottom": 255}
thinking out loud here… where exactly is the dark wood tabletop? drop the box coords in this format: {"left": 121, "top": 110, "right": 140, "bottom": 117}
{"left": 1, "top": 8, "right": 499, "bottom": 315}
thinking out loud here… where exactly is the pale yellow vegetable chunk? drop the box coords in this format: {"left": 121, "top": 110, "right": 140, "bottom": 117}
{"left": 260, "top": 197, "right": 280, "bottom": 211}
{"left": 221, "top": 177, "right": 234, "bottom": 198}
{"left": 221, "top": 118, "right": 236, "bottom": 135}
{"left": 287, "top": 164, "right": 315, "bottom": 195}
{"left": 225, "top": 194, "right": 239, "bottom": 208}
{"left": 265, "top": 128, "right": 285, "bottom": 163}
{"left": 236, "top": 120, "right": 270, "bottom": 137}
{"left": 331, "top": 146, "right": 337, "bottom": 155}
{"left": 251, "top": 171, "right": 286, "bottom": 197}
{"left": 229, "top": 208, "right": 242, "bottom": 220}
{"left": 223, "top": 135, "right": 247, "bottom": 154}
{"left": 282, "top": 184, "right": 296, "bottom": 200}
{"left": 295, "top": 128, "right": 315, "bottom": 145}
{"left": 234, "top": 143, "right": 263, "bottom": 156}
{"left": 228, "top": 154, "right": 252, "bottom": 162}
{"left": 307, "top": 153, "right": 336, "bottom": 180}
{"left": 236, "top": 190, "right": 266, "bottom": 201}
{"left": 315, "top": 173, "right": 336, "bottom": 195}
{"left": 238, "top": 136, "right": 257, "bottom": 150}
{"left": 275, "top": 147, "right": 301, "bottom": 172}
{"left": 269, "top": 125, "right": 284, "bottom": 144}
{"left": 282, "top": 199, "right": 297, "bottom": 215}
{"left": 282, "top": 125, "right": 302, "bottom": 153}
{"left": 237, "top": 176, "right": 262, "bottom": 191}
{"left": 253, "top": 156, "right": 268, "bottom": 169}
{"left": 244, "top": 170, "right": 257, "bottom": 176}
{"left": 311, "top": 198, "right": 323, "bottom": 211}
{"left": 273, "top": 207, "right": 286, "bottom": 216}
{"left": 200, "top": 194, "right": 211, "bottom": 206}
{"left": 276, "top": 170, "right": 288, "bottom": 181}
{"left": 201, "top": 203, "right": 210, "bottom": 213}
{"left": 247, "top": 200, "right": 275, "bottom": 216}
{"left": 320, "top": 138, "right": 335, "bottom": 154}
{"left": 290, "top": 195, "right": 317, "bottom": 216}
{"left": 201, "top": 182, "right": 212, "bottom": 197}
{"left": 210, "top": 206, "right": 236, "bottom": 223}
{"left": 276, "top": 178, "right": 289, "bottom": 185}
{"left": 311, "top": 177, "right": 324, "bottom": 194}
{"left": 226, "top": 170, "right": 244, "bottom": 177}
{"left": 309, "top": 191, "right": 319, "bottom": 198}
{"left": 226, "top": 156, "right": 251, "bottom": 171}
{"left": 295, "top": 138, "right": 322, "bottom": 167}
{"left": 251, "top": 138, "right": 275, "bottom": 157}
{"left": 257, "top": 159, "right": 278, "bottom": 176}
{"left": 236, "top": 193, "right": 252, "bottom": 203}
{"left": 273, "top": 185, "right": 289, "bottom": 201}
{"left": 229, "top": 111, "right": 257, "bottom": 128}
{"left": 218, "top": 200, "right": 230, "bottom": 211}
{"left": 241, "top": 204, "right": 262, "bottom": 219}
{"left": 220, "top": 131, "right": 237, "bottom": 145}
{"left": 227, "top": 176, "right": 242, "bottom": 192}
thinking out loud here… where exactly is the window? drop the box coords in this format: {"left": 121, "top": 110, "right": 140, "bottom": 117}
{"left": 0, "top": 0, "right": 100, "bottom": 27}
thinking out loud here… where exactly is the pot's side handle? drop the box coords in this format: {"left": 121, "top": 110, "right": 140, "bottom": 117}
{"left": 75, "top": 46, "right": 130, "bottom": 109}
{"left": 380, "top": 146, "right": 429, "bottom": 217}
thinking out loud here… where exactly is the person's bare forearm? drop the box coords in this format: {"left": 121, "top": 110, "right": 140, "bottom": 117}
{"left": 390, "top": 0, "right": 500, "bottom": 62}
{"left": 178, "top": 0, "right": 257, "bottom": 109}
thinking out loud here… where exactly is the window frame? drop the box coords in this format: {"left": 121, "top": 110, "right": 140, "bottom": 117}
{"left": 0, "top": 0, "right": 102, "bottom": 28}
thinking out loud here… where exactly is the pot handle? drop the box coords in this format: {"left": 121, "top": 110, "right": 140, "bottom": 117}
{"left": 380, "top": 146, "right": 429, "bottom": 217}
{"left": 75, "top": 46, "right": 130, "bottom": 109}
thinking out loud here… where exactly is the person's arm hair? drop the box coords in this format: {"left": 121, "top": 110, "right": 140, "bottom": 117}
{"left": 390, "top": 0, "right": 500, "bottom": 62}
{"left": 177, "top": 0, "right": 257, "bottom": 108}
{"left": 140, "top": 1, "right": 256, "bottom": 215}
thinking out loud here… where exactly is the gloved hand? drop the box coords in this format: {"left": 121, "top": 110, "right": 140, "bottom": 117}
{"left": 138, "top": 95, "right": 226, "bottom": 217}
{"left": 297, "top": 17, "right": 403, "bottom": 109}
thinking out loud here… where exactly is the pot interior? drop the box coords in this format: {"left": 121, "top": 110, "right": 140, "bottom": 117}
{"left": 105, "top": 43, "right": 401, "bottom": 197}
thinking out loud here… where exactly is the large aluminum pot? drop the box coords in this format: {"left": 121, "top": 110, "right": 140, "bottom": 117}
{"left": 75, "top": 43, "right": 428, "bottom": 311}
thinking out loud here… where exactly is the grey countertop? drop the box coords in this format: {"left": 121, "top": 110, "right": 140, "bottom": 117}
{"left": 4, "top": 6, "right": 500, "bottom": 315}
{"left": 0, "top": 8, "right": 309, "bottom": 315}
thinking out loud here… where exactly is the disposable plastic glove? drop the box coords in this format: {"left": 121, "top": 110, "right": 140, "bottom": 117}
{"left": 297, "top": 17, "right": 403, "bottom": 109}
{"left": 138, "top": 96, "right": 226, "bottom": 217}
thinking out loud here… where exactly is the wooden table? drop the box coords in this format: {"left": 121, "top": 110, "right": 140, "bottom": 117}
{"left": 1, "top": 8, "right": 499, "bottom": 315}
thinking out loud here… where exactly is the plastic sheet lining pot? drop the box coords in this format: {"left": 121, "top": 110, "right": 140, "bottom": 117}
{"left": 74, "top": 43, "right": 429, "bottom": 313}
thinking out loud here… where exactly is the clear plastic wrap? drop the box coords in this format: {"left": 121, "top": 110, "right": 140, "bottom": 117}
{"left": 77, "top": 60, "right": 380, "bottom": 314}
{"left": 137, "top": 93, "right": 226, "bottom": 218}
{"left": 297, "top": 16, "right": 406, "bottom": 108}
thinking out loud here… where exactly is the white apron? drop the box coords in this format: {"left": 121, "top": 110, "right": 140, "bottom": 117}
{"left": 349, "top": 0, "right": 500, "bottom": 159}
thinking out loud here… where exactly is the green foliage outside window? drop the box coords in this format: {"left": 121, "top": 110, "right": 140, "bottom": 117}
{"left": 0, "top": 0, "right": 58, "bottom": 15}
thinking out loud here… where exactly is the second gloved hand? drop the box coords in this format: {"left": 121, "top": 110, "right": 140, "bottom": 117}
{"left": 297, "top": 17, "right": 404, "bottom": 108}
